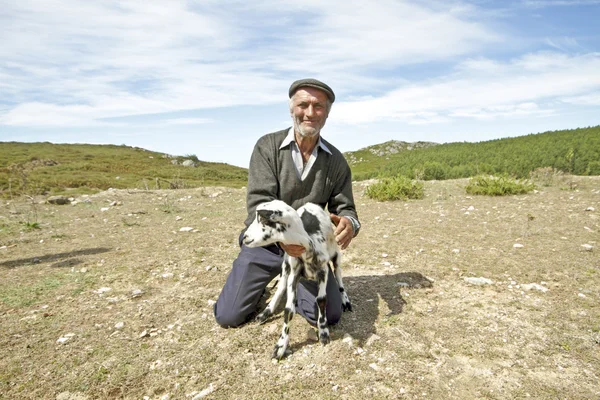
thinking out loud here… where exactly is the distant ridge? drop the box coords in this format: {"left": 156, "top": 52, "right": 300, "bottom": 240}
{"left": 0, "top": 142, "right": 247, "bottom": 197}
{"left": 345, "top": 140, "right": 438, "bottom": 165}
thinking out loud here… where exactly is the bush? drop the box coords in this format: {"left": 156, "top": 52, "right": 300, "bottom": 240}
{"left": 529, "top": 167, "right": 564, "bottom": 187}
{"left": 365, "top": 176, "right": 424, "bottom": 201}
{"left": 587, "top": 161, "right": 600, "bottom": 176}
{"left": 422, "top": 161, "right": 447, "bottom": 181}
{"left": 465, "top": 175, "right": 535, "bottom": 196}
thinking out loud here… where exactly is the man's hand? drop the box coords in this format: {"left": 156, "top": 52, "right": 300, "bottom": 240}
{"left": 330, "top": 214, "right": 354, "bottom": 250}
{"left": 279, "top": 243, "right": 305, "bottom": 257}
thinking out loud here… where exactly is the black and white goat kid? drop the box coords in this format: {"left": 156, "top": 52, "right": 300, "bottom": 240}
{"left": 242, "top": 200, "right": 352, "bottom": 359}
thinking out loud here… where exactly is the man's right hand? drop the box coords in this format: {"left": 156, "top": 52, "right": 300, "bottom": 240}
{"left": 279, "top": 243, "right": 305, "bottom": 257}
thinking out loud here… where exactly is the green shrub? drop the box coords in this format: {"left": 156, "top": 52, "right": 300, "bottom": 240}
{"left": 422, "top": 161, "right": 447, "bottom": 180}
{"left": 465, "top": 175, "right": 535, "bottom": 196}
{"left": 529, "top": 167, "right": 564, "bottom": 187}
{"left": 365, "top": 176, "right": 424, "bottom": 201}
{"left": 587, "top": 161, "right": 600, "bottom": 176}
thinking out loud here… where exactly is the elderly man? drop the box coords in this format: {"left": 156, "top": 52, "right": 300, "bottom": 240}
{"left": 214, "top": 78, "right": 361, "bottom": 328}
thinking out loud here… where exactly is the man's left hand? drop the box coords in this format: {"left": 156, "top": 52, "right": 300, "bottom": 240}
{"left": 330, "top": 214, "right": 353, "bottom": 250}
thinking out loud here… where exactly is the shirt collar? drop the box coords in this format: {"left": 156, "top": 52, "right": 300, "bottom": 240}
{"left": 280, "top": 127, "right": 332, "bottom": 155}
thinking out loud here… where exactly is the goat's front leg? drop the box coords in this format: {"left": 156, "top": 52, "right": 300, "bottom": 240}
{"left": 272, "top": 262, "right": 299, "bottom": 359}
{"left": 331, "top": 252, "right": 352, "bottom": 312}
{"left": 316, "top": 269, "right": 330, "bottom": 345}
{"left": 256, "top": 258, "right": 290, "bottom": 324}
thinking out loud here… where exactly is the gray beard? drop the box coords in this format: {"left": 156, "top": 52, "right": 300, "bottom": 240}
{"left": 294, "top": 119, "right": 321, "bottom": 138}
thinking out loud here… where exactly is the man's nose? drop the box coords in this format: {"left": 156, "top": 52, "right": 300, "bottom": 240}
{"left": 305, "top": 105, "right": 315, "bottom": 117}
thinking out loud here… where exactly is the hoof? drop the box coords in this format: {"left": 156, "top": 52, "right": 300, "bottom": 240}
{"left": 319, "top": 331, "right": 330, "bottom": 345}
{"left": 256, "top": 309, "right": 272, "bottom": 324}
{"left": 342, "top": 302, "right": 353, "bottom": 312}
{"left": 272, "top": 345, "right": 289, "bottom": 360}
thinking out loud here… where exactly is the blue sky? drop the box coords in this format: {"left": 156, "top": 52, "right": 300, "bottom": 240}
{"left": 1, "top": 0, "right": 599, "bottom": 168}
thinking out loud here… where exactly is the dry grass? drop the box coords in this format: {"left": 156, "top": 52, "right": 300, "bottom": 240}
{"left": 1, "top": 178, "right": 599, "bottom": 399}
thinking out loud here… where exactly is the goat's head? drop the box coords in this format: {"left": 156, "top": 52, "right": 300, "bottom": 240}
{"left": 242, "top": 200, "right": 307, "bottom": 248}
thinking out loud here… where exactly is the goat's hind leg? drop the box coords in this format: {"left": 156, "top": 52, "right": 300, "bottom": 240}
{"left": 256, "top": 258, "right": 291, "bottom": 324}
{"left": 331, "top": 251, "right": 352, "bottom": 312}
{"left": 316, "top": 268, "right": 330, "bottom": 345}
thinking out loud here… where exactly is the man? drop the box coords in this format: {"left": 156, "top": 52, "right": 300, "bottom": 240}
{"left": 214, "top": 78, "right": 361, "bottom": 328}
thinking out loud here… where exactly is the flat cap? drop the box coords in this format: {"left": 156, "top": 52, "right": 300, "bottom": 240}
{"left": 289, "top": 78, "right": 335, "bottom": 103}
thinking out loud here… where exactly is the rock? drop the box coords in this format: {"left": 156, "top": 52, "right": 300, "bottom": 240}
{"left": 179, "top": 227, "right": 194, "bottom": 232}
{"left": 47, "top": 196, "right": 70, "bottom": 205}
{"left": 93, "top": 287, "right": 112, "bottom": 295}
{"left": 581, "top": 244, "right": 593, "bottom": 251}
{"left": 182, "top": 160, "right": 196, "bottom": 167}
{"left": 342, "top": 334, "right": 354, "bottom": 345}
{"left": 521, "top": 283, "right": 549, "bottom": 293}
{"left": 57, "top": 333, "right": 76, "bottom": 344}
{"left": 366, "top": 334, "right": 381, "bottom": 347}
{"left": 191, "top": 384, "right": 214, "bottom": 399}
{"left": 513, "top": 243, "right": 524, "bottom": 248}
{"left": 585, "top": 206, "right": 595, "bottom": 211}
{"left": 464, "top": 277, "right": 493, "bottom": 285}
{"left": 56, "top": 391, "right": 90, "bottom": 400}
{"left": 114, "top": 322, "right": 125, "bottom": 330}
{"left": 131, "top": 289, "right": 144, "bottom": 298}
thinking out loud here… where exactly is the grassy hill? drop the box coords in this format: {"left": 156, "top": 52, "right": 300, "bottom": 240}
{"left": 346, "top": 126, "right": 600, "bottom": 181}
{"left": 2, "top": 125, "right": 599, "bottom": 197}
{"left": 0, "top": 142, "right": 248, "bottom": 197}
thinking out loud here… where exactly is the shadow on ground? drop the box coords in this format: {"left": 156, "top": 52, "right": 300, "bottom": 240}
{"left": 255, "top": 271, "right": 432, "bottom": 351}
{"left": 336, "top": 271, "right": 432, "bottom": 344}
{"left": 0, "top": 247, "right": 112, "bottom": 269}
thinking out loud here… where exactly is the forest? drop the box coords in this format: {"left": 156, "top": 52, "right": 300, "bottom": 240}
{"left": 348, "top": 125, "right": 600, "bottom": 181}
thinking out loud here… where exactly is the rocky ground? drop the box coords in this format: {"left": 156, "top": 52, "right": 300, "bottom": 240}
{"left": 1, "top": 177, "right": 599, "bottom": 399}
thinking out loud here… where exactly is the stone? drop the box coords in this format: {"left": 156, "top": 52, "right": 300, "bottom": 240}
{"left": 47, "top": 196, "right": 70, "bottom": 205}
{"left": 464, "top": 277, "right": 493, "bottom": 285}
{"left": 521, "top": 283, "right": 549, "bottom": 293}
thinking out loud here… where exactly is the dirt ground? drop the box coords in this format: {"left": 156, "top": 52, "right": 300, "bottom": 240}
{"left": 1, "top": 178, "right": 599, "bottom": 400}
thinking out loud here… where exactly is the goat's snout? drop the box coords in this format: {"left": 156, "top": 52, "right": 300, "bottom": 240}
{"left": 242, "top": 234, "right": 254, "bottom": 246}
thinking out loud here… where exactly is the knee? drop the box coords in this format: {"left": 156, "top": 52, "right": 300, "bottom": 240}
{"left": 327, "top": 306, "right": 342, "bottom": 326}
{"left": 213, "top": 303, "right": 247, "bottom": 328}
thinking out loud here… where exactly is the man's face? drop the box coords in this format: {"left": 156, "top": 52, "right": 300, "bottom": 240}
{"left": 290, "top": 87, "right": 330, "bottom": 138}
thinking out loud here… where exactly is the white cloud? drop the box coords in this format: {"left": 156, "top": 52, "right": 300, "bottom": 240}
{"left": 563, "top": 92, "right": 600, "bottom": 106}
{"left": 521, "top": 0, "right": 600, "bottom": 7}
{"left": 0, "top": 0, "right": 501, "bottom": 127}
{"left": 163, "top": 118, "right": 213, "bottom": 125}
{"left": 333, "top": 52, "right": 600, "bottom": 124}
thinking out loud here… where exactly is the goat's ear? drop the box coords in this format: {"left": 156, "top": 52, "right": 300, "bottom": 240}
{"left": 257, "top": 209, "right": 275, "bottom": 221}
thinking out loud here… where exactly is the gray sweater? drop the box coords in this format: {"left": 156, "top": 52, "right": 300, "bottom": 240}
{"left": 244, "top": 128, "right": 360, "bottom": 230}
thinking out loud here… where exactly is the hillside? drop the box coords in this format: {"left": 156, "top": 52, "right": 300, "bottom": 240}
{"left": 346, "top": 126, "right": 600, "bottom": 181}
{"left": 0, "top": 142, "right": 248, "bottom": 197}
